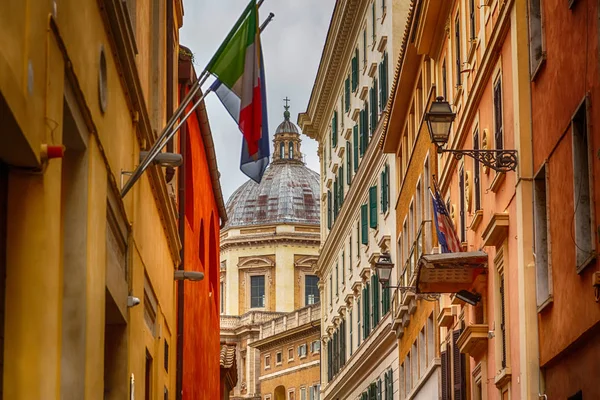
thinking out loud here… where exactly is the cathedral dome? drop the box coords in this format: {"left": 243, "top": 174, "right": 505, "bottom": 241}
{"left": 224, "top": 101, "right": 320, "bottom": 228}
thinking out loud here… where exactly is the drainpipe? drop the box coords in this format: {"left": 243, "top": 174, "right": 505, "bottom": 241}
{"left": 176, "top": 81, "right": 186, "bottom": 400}
{"left": 165, "top": 0, "right": 175, "bottom": 183}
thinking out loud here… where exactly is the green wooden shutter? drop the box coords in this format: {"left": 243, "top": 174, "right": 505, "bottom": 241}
{"left": 377, "top": 379, "right": 382, "bottom": 400}
{"left": 362, "top": 287, "right": 368, "bottom": 338}
{"left": 332, "top": 111, "right": 338, "bottom": 147}
{"left": 369, "top": 186, "right": 378, "bottom": 229}
{"left": 372, "top": 274, "right": 380, "bottom": 325}
{"left": 361, "top": 204, "right": 368, "bottom": 245}
{"left": 385, "top": 164, "right": 390, "bottom": 212}
{"left": 380, "top": 170, "right": 386, "bottom": 214}
{"left": 364, "top": 101, "right": 370, "bottom": 146}
{"left": 365, "top": 282, "right": 371, "bottom": 336}
{"left": 373, "top": 77, "right": 379, "bottom": 126}
{"left": 339, "top": 166, "right": 344, "bottom": 205}
{"left": 353, "top": 125, "right": 359, "bottom": 169}
{"left": 346, "top": 141, "right": 352, "bottom": 185}
{"left": 333, "top": 178, "right": 338, "bottom": 220}
{"left": 345, "top": 77, "right": 351, "bottom": 113}
{"left": 351, "top": 54, "right": 358, "bottom": 92}
{"left": 327, "top": 191, "right": 332, "bottom": 229}
{"left": 359, "top": 109, "right": 365, "bottom": 156}
{"left": 383, "top": 52, "right": 389, "bottom": 106}
{"left": 369, "top": 87, "right": 374, "bottom": 136}
{"left": 378, "top": 62, "right": 384, "bottom": 112}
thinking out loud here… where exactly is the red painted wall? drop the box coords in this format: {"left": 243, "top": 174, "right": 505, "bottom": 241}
{"left": 180, "top": 85, "right": 221, "bottom": 399}
{"left": 531, "top": 0, "right": 600, "bottom": 396}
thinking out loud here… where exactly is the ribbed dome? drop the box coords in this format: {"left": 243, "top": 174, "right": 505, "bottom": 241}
{"left": 275, "top": 119, "right": 299, "bottom": 134}
{"left": 224, "top": 162, "right": 320, "bottom": 228}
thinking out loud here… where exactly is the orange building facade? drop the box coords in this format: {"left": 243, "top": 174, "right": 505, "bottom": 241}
{"left": 178, "top": 50, "right": 228, "bottom": 400}
{"left": 529, "top": 0, "right": 600, "bottom": 397}
{"left": 384, "top": 0, "right": 538, "bottom": 398}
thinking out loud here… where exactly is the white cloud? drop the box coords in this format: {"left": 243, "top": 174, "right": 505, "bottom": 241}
{"left": 180, "top": 0, "right": 334, "bottom": 201}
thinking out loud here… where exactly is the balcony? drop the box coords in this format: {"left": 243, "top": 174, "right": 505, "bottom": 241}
{"left": 457, "top": 323, "right": 489, "bottom": 360}
{"left": 416, "top": 251, "right": 488, "bottom": 294}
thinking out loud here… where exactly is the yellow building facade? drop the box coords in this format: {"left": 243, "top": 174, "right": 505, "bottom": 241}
{"left": 0, "top": 0, "right": 184, "bottom": 398}
{"left": 220, "top": 110, "right": 321, "bottom": 399}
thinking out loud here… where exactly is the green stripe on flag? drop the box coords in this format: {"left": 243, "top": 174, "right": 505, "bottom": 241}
{"left": 207, "top": 2, "right": 257, "bottom": 88}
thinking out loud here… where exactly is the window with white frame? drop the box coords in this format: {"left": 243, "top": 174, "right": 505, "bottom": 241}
{"left": 250, "top": 275, "right": 265, "bottom": 308}
{"left": 305, "top": 275, "right": 320, "bottom": 305}
{"left": 419, "top": 328, "right": 426, "bottom": 378}
{"left": 300, "top": 387, "right": 306, "bottom": 400}
{"left": 288, "top": 347, "right": 294, "bottom": 361}
{"left": 427, "top": 313, "right": 434, "bottom": 366}
{"left": 288, "top": 389, "right": 295, "bottom": 400}
{"left": 298, "top": 344, "right": 308, "bottom": 358}
{"left": 276, "top": 351, "right": 282, "bottom": 365}
{"left": 311, "top": 340, "right": 321, "bottom": 354}
{"left": 265, "top": 354, "right": 271, "bottom": 369}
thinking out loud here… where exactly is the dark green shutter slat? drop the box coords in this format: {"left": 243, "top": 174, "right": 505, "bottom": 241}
{"left": 361, "top": 204, "right": 368, "bottom": 245}
{"left": 345, "top": 77, "right": 351, "bottom": 113}
{"left": 369, "top": 186, "right": 378, "bottom": 229}
{"left": 327, "top": 190, "right": 332, "bottom": 229}
{"left": 332, "top": 111, "right": 338, "bottom": 148}
{"left": 339, "top": 167, "right": 344, "bottom": 205}
{"left": 383, "top": 52, "right": 389, "bottom": 106}
{"left": 364, "top": 101, "right": 370, "bottom": 147}
{"left": 359, "top": 109, "right": 365, "bottom": 156}
{"left": 374, "top": 78, "right": 379, "bottom": 127}
{"left": 353, "top": 125, "right": 359, "bottom": 170}
{"left": 346, "top": 141, "right": 352, "bottom": 185}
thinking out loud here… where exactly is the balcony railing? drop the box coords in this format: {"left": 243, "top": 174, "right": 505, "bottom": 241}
{"left": 392, "top": 220, "right": 433, "bottom": 325}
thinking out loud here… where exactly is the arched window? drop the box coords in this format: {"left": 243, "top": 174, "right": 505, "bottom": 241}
{"left": 289, "top": 142, "right": 294, "bottom": 159}
{"left": 280, "top": 142, "right": 285, "bottom": 159}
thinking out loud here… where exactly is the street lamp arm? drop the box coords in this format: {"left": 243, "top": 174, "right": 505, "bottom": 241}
{"left": 437, "top": 147, "right": 518, "bottom": 172}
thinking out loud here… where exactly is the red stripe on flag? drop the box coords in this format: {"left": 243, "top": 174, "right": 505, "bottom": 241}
{"left": 239, "top": 79, "right": 263, "bottom": 157}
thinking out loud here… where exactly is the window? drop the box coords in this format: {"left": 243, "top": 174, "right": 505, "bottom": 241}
{"left": 329, "top": 275, "right": 333, "bottom": 307}
{"left": 528, "top": 0, "right": 545, "bottom": 76}
{"left": 341, "top": 252, "right": 345, "bottom": 283}
{"left": 381, "top": 164, "right": 389, "bottom": 214}
{"left": 419, "top": 328, "right": 426, "bottom": 377}
{"left": 220, "top": 281, "right": 225, "bottom": 314}
{"left": 411, "top": 341, "right": 418, "bottom": 386}
{"left": 309, "top": 385, "right": 320, "bottom": 400}
{"left": 298, "top": 344, "right": 308, "bottom": 358}
{"left": 493, "top": 77, "right": 503, "bottom": 150}
{"left": 534, "top": 164, "right": 552, "bottom": 306}
{"left": 473, "top": 130, "right": 481, "bottom": 211}
{"left": 288, "top": 347, "right": 294, "bottom": 361}
{"left": 427, "top": 314, "right": 434, "bottom": 366}
{"left": 353, "top": 125, "right": 359, "bottom": 171}
{"left": 288, "top": 389, "right": 295, "bottom": 400}
{"left": 352, "top": 49, "right": 359, "bottom": 92}
{"left": 357, "top": 296, "right": 362, "bottom": 345}
{"left": 359, "top": 108, "right": 367, "bottom": 156}
{"left": 361, "top": 204, "right": 369, "bottom": 245}
{"left": 459, "top": 165, "right": 466, "bottom": 242}
{"left": 250, "top": 275, "right": 265, "bottom": 308}
{"left": 335, "top": 263, "right": 339, "bottom": 297}
{"left": 372, "top": 2, "right": 376, "bottom": 43}
{"left": 385, "top": 369, "right": 394, "bottom": 400}
{"left": 289, "top": 142, "right": 294, "bottom": 159}
{"left": 499, "top": 271, "right": 507, "bottom": 368}
{"left": 280, "top": 142, "right": 285, "bottom": 159}
{"left": 349, "top": 237, "right": 353, "bottom": 274}
{"left": 363, "top": 29, "right": 368, "bottom": 68}
{"left": 276, "top": 351, "right": 283, "bottom": 365}
{"left": 370, "top": 78, "right": 379, "bottom": 135}
{"left": 455, "top": 15, "right": 461, "bottom": 86}
{"left": 345, "top": 77, "right": 351, "bottom": 113}
{"left": 305, "top": 275, "right": 320, "bottom": 305}
{"left": 347, "top": 141, "right": 352, "bottom": 184}
{"left": 327, "top": 190, "right": 332, "bottom": 230}
{"left": 265, "top": 354, "right": 271, "bottom": 369}
{"left": 572, "top": 102, "right": 595, "bottom": 271}
{"left": 469, "top": 0, "right": 476, "bottom": 40}
{"left": 369, "top": 186, "right": 378, "bottom": 229}
{"left": 371, "top": 274, "right": 380, "bottom": 326}
{"left": 311, "top": 340, "right": 321, "bottom": 353}
{"left": 452, "top": 329, "right": 467, "bottom": 399}
{"left": 164, "top": 340, "right": 169, "bottom": 372}
{"left": 379, "top": 52, "right": 389, "bottom": 110}
{"left": 441, "top": 60, "right": 447, "bottom": 100}
{"left": 349, "top": 310, "right": 353, "bottom": 355}
{"left": 405, "top": 353, "right": 412, "bottom": 392}
{"left": 332, "top": 111, "right": 338, "bottom": 147}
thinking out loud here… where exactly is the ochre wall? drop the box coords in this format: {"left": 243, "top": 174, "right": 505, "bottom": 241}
{"left": 182, "top": 91, "right": 221, "bottom": 399}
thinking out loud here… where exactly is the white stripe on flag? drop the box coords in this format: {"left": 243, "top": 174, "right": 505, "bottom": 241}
{"left": 212, "top": 81, "right": 241, "bottom": 123}
{"left": 240, "top": 41, "right": 256, "bottom": 109}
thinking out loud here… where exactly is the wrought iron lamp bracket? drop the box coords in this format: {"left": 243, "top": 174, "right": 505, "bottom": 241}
{"left": 436, "top": 146, "right": 518, "bottom": 172}
{"left": 384, "top": 285, "right": 441, "bottom": 302}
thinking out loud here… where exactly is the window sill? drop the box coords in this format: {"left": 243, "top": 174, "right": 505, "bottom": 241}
{"left": 489, "top": 171, "right": 505, "bottom": 193}
{"left": 275, "top": 362, "right": 283, "bottom": 367}
{"left": 469, "top": 209, "right": 483, "bottom": 231}
{"left": 265, "top": 366, "right": 271, "bottom": 371}
{"left": 299, "top": 355, "right": 307, "bottom": 360}
{"left": 537, "top": 295, "right": 553, "bottom": 313}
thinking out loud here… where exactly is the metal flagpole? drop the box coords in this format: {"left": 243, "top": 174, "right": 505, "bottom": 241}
{"left": 121, "top": 0, "right": 273, "bottom": 197}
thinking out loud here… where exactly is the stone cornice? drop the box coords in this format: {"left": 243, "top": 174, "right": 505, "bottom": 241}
{"left": 317, "top": 122, "right": 388, "bottom": 277}
{"left": 298, "top": 0, "right": 366, "bottom": 140}
{"left": 220, "top": 232, "right": 320, "bottom": 251}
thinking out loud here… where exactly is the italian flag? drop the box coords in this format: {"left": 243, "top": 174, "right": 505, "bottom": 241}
{"left": 208, "top": 0, "right": 265, "bottom": 159}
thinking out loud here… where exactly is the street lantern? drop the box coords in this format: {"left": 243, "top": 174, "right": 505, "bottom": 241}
{"left": 424, "top": 96, "right": 519, "bottom": 172}
{"left": 425, "top": 97, "right": 456, "bottom": 146}
{"left": 374, "top": 252, "right": 394, "bottom": 285}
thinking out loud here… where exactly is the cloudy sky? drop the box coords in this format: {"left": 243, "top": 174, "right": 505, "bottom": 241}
{"left": 180, "top": 0, "right": 335, "bottom": 201}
